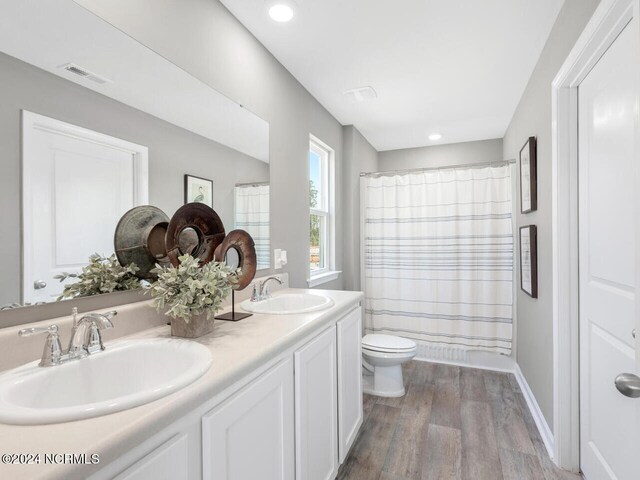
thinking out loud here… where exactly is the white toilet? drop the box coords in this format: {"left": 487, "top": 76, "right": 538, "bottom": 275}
{"left": 361, "top": 334, "right": 417, "bottom": 397}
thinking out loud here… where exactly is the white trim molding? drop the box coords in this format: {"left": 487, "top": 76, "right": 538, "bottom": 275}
{"left": 307, "top": 270, "right": 342, "bottom": 288}
{"left": 551, "top": 0, "right": 637, "bottom": 471}
{"left": 308, "top": 133, "right": 337, "bottom": 284}
{"left": 514, "top": 364, "right": 555, "bottom": 461}
{"left": 21, "top": 110, "right": 149, "bottom": 305}
{"left": 414, "top": 349, "right": 516, "bottom": 373}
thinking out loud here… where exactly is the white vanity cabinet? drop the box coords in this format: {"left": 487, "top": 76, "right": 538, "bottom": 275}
{"left": 294, "top": 306, "right": 363, "bottom": 479}
{"left": 294, "top": 326, "right": 338, "bottom": 480}
{"left": 202, "top": 358, "right": 295, "bottom": 480}
{"left": 336, "top": 306, "right": 363, "bottom": 463}
{"left": 113, "top": 434, "right": 189, "bottom": 480}
{"left": 90, "top": 302, "right": 363, "bottom": 480}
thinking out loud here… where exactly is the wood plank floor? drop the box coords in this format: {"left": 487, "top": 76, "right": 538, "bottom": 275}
{"left": 338, "top": 361, "right": 582, "bottom": 480}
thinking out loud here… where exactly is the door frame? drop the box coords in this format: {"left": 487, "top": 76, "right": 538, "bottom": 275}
{"left": 21, "top": 110, "right": 149, "bottom": 303}
{"left": 551, "top": 0, "right": 639, "bottom": 471}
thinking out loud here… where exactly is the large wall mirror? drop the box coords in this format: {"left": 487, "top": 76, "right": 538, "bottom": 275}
{"left": 0, "top": 0, "right": 270, "bottom": 320}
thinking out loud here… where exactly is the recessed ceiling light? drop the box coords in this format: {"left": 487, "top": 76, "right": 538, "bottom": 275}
{"left": 429, "top": 133, "right": 442, "bottom": 141}
{"left": 267, "top": 0, "right": 296, "bottom": 22}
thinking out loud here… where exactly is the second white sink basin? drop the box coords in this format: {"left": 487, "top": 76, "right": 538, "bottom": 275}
{"left": 0, "top": 338, "right": 212, "bottom": 425}
{"left": 241, "top": 293, "right": 334, "bottom": 315}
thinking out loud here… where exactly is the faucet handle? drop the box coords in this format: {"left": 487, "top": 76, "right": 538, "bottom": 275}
{"left": 19, "top": 324, "right": 63, "bottom": 367}
{"left": 19, "top": 324, "right": 59, "bottom": 337}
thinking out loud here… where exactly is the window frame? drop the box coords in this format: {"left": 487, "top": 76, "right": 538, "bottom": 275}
{"left": 308, "top": 134, "right": 337, "bottom": 285}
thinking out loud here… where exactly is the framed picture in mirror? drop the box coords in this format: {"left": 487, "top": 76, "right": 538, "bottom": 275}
{"left": 184, "top": 174, "right": 213, "bottom": 208}
{"left": 519, "top": 225, "right": 538, "bottom": 298}
{"left": 519, "top": 136, "right": 537, "bottom": 213}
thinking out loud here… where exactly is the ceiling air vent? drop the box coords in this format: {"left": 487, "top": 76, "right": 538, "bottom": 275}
{"left": 343, "top": 86, "right": 377, "bottom": 103}
{"left": 60, "top": 63, "right": 112, "bottom": 85}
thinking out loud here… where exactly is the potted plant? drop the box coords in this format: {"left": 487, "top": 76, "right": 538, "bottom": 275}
{"left": 147, "top": 254, "right": 237, "bottom": 338}
{"left": 55, "top": 254, "right": 140, "bottom": 300}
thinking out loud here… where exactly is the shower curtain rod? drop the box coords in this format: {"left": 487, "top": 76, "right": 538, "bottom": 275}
{"left": 359, "top": 158, "right": 516, "bottom": 178}
{"left": 235, "top": 181, "right": 270, "bottom": 187}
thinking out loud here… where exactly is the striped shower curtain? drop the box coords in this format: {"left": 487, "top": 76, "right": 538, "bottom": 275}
{"left": 362, "top": 165, "right": 513, "bottom": 356}
{"left": 235, "top": 184, "right": 270, "bottom": 270}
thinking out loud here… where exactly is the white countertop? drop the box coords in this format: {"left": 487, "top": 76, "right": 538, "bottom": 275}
{"left": 0, "top": 288, "right": 363, "bottom": 480}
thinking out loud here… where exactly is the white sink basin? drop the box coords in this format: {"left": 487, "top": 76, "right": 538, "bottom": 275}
{"left": 0, "top": 338, "right": 212, "bottom": 425}
{"left": 241, "top": 293, "right": 334, "bottom": 315}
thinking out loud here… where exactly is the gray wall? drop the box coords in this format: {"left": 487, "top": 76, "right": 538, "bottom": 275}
{"left": 379, "top": 138, "right": 503, "bottom": 172}
{"left": 0, "top": 51, "right": 268, "bottom": 306}
{"left": 76, "top": 0, "right": 345, "bottom": 290}
{"left": 503, "top": 0, "right": 601, "bottom": 429}
{"left": 342, "top": 126, "right": 378, "bottom": 291}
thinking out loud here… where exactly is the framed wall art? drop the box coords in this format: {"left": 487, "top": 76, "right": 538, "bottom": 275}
{"left": 184, "top": 174, "right": 213, "bottom": 207}
{"left": 519, "top": 224, "right": 538, "bottom": 298}
{"left": 519, "top": 136, "right": 537, "bottom": 213}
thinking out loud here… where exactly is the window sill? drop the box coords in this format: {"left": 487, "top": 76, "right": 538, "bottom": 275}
{"left": 307, "top": 270, "right": 342, "bottom": 288}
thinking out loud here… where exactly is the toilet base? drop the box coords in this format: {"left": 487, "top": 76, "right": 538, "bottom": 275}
{"left": 362, "top": 364, "right": 406, "bottom": 397}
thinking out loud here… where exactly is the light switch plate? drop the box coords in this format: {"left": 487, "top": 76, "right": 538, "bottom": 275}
{"left": 273, "top": 249, "right": 287, "bottom": 269}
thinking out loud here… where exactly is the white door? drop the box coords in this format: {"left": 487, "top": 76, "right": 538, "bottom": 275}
{"left": 337, "top": 306, "right": 363, "bottom": 464}
{"left": 578, "top": 19, "right": 640, "bottom": 480}
{"left": 22, "top": 111, "right": 148, "bottom": 303}
{"left": 294, "top": 326, "right": 338, "bottom": 480}
{"left": 202, "top": 358, "right": 295, "bottom": 480}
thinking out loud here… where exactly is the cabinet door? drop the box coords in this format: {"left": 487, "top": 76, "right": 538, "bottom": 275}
{"left": 337, "top": 307, "right": 363, "bottom": 463}
{"left": 114, "top": 434, "right": 189, "bottom": 480}
{"left": 295, "top": 326, "right": 338, "bottom": 480}
{"left": 202, "top": 358, "right": 294, "bottom": 480}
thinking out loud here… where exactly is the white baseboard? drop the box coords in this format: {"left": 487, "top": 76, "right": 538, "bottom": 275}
{"left": 514, "top": 364, "right": 555, "bottom": 460}
{"left": 414, "top": 349, "right": 516, "bottom": 373}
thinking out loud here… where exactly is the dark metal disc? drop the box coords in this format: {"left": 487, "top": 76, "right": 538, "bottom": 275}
{"left": 214, "top": 229, "right": 257, "bottom": 290}
{"left": 114, "top": 205, "right": 171, "bottom": 279}
{"left": 165, "top": 203, "right": 226, "bottom": 267}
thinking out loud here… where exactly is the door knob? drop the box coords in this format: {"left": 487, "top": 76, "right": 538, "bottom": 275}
{"left": 33, "top": 280, "right": 47, "bottom": 290}
{"left": 615, "top": 373, "right": 640, "bottom": 398}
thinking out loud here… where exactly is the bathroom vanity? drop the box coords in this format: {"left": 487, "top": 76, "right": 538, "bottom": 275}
{"left": 0, "top": 289, "right": 363, "bottom": 480}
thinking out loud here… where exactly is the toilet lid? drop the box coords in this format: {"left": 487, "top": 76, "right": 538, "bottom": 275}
{"left": 362, "top": 334, "right": 416, "bottom": 352}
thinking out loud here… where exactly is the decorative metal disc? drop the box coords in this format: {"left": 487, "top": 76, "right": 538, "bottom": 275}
{"left": 214, "top": 229, "right": 257, "bottom": 290}
{"left": 165, "top": 203, "right": 226, "bottom": 267}
{"left": 114, "top": 206, "right": 171, "bottom": 279}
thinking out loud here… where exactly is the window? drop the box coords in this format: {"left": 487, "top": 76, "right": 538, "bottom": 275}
{"left": 308, "top": 135, "right": 338, "bottom": 285}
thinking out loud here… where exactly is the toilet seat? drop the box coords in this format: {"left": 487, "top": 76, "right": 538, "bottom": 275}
{"left": 362, "top": 334, "right": 416, "bottom": 353}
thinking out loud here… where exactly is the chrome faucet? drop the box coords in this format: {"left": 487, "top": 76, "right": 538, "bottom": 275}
{"left": 18, "top": 309, "right": 117, "bottom": 367}
{"left": 68, "top": 311, "right": 117, "bottom": 358}
{"left": 250, "top": 276, "right": 283, "bottom": 302}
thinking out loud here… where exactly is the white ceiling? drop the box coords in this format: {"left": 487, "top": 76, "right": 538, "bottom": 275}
{"left": 0, "top": 0, "right": 269, "bottom": 162}
{"left": 220, "top": 0, "right": 564, "bottom": 151}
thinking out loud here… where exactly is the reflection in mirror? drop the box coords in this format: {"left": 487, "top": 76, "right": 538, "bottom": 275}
{"left": 114, "top": 206, "right": 171, "bottom": 280}
{"left": 178, "top": 228, "right": 201, "bottom": 257}
{"left": 235, "top": 183, "right": 271, "bottom": 270}
{"left": 225, "top": 248, "right": 241, "bottom": 270}
{"left": 0, "top": 1, "right": 270, "bottom": 316}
